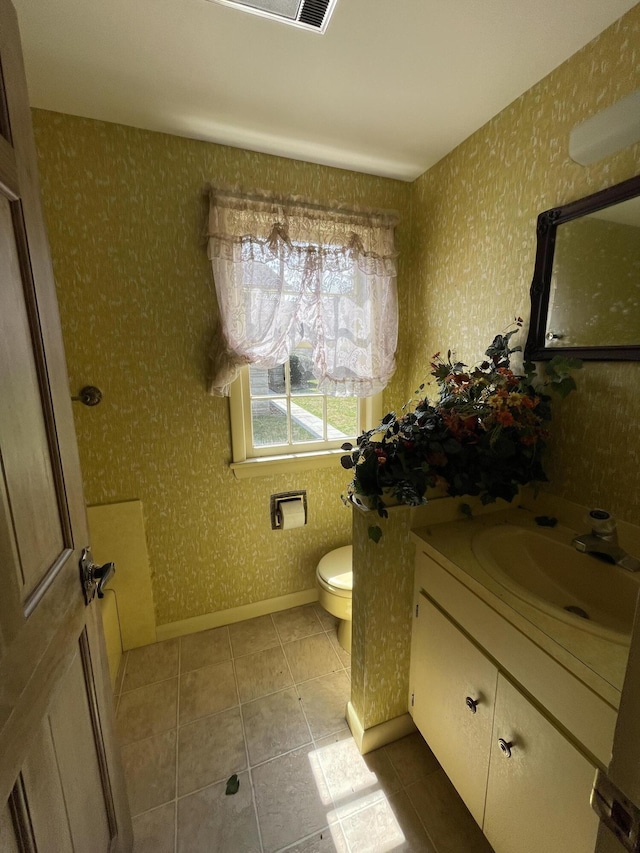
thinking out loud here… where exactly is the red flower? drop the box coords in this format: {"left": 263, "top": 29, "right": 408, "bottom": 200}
{"left": 496, "top": 410, "right": 514, "bottom": 427}
{"left": 521, "top": 395, "right": 538, "bottom": 409}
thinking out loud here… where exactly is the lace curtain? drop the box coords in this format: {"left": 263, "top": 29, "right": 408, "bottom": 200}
{"left": 207, "top": 188, "right": 399, "bottom": 397}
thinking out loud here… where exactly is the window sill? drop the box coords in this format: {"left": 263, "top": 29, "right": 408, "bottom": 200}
{"left": 230, "top": 449, "right": 347, "bottom": 480}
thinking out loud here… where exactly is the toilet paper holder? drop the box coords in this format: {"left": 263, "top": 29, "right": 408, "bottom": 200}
{"left": 271, "top": 491, "right": 307, "bottom": 530}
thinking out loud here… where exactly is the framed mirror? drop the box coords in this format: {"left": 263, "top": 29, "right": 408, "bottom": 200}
{"left": 525, "top": 174, "right": 640, "bottom": 361}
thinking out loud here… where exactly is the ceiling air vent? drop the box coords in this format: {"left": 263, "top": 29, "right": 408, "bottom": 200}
{"left": 207, "top": 0, "right": 338, "bottom": 33}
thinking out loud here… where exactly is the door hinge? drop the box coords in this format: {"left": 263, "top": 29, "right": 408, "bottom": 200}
{"left": 411, "top": 692, "right": 415, "bottom": 707}
{"left": 591, "top": 769, "right": 640, "bottom": 852}
{"left": 415, "top": 602, "right": 419, "bottom": 618}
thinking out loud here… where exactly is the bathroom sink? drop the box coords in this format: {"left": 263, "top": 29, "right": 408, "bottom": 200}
{"left": 471, "top": 524, "right": 639, "bottom": 644}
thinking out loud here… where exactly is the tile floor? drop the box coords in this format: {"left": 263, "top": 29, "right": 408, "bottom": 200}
{"left": 114, "top": 603, "right": 493, "bottom": 853}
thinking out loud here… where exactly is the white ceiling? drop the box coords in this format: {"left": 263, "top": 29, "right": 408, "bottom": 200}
{"left": 13, "top": 0, "right": 638, "bottom": 181}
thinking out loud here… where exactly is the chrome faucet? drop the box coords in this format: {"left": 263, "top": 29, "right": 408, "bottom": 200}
{"left": 572, "top": 509, "right": 640, "bottom": 572}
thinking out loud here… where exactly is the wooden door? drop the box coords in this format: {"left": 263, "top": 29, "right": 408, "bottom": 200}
{"left": 410, "top": 591, "right": 498, "bottom": 826}
{"left": 0, "top": 0, "right": 132, "bottom": 849}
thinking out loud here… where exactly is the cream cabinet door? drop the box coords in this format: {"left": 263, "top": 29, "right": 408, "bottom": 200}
{"left": 410, "top": 591, "right": 498, "bottom": 826}
{"left": 484, "top": 674, "right": 600, "bottom": 853}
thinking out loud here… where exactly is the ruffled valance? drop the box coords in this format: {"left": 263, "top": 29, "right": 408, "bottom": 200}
{"left": 207, "top": 187, "right": 399, "bottom": 397}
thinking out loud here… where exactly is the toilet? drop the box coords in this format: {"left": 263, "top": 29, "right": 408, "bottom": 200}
{"left": 316, "top": 545, "right": 353, "bottom": 654}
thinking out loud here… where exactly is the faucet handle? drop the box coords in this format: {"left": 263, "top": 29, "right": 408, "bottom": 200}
{"left": 589, "top": 509, "right": 617, "bottom": 537}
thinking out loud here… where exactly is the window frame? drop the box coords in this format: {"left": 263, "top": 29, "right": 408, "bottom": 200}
{"left": 229, "top": 365, "right": 382, "bottom": 479}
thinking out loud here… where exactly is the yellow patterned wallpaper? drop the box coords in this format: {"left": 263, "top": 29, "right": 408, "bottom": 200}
{"left": 31, "top": 112, "right": 410, "bottom": 626}
{"left": 350, "top": 5, "right": 640, "bottom": 729}
{"left": 399, "top": 5, "right": 640, "bottom": 526}
{"left": 32, "top": 4, "right": 640, "bottom": 726}
{"left": 351, "top": 505, "right": 416, "bottom": 729}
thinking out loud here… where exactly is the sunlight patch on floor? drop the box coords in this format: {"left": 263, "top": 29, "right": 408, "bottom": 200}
{"left": 310, "top": 738, "right": 408, "bottom": 851}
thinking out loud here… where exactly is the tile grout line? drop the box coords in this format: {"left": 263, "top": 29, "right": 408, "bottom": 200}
{"left": 274, "top": 824, "right": 347, "bottom": 853}
{"left": 275, "top": 615, "right": 315, "bottom": 749}
{"left": 401, "top": 786, "right": 441, "bottom": 853}
{"left": 250, "top": 609, "right": 326, "bottom": 852}
{"left": 123, "top": 607, "right": 356, "bottom": 852}
{"left": 234, "top": 619, "right": 267, "bottom": 853}
{"left": 118, "top": 672, "right": 178, "bottom": 698}
{"left": 238, "top": 665, "right": 350, "bottom": 710}
{"left": 274, "top": 614, "right": 352, "bottom": 847}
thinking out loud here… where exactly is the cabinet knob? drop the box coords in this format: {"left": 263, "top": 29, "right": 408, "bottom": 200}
{"left": 498, "top": 738, "right": 514, "bottom": 758}
{"left": 465, "top": 696, "right": 479, "bottom": 714}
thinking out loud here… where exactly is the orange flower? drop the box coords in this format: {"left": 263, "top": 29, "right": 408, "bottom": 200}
{"left": 496, "top": 410, "right": 514, "bottom": 427}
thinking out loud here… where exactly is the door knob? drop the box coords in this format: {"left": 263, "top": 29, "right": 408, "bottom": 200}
{"left": 498, "top": 738, "right": 514, "bottom": 758}
{"left": 79, "top": 547, "right": 116, "bottom": 604}
{"left": 465, "top": 696, "right": 480, "bottom": 714}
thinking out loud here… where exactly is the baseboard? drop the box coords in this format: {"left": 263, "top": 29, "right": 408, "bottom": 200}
{"left": 345, "top": 701, "right": 416, "bottom": 755}
{"left": 156, "top": 587, "right": 319, "bottom": 641}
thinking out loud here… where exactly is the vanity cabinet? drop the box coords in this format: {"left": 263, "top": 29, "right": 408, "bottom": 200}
{"left": 410, "top": 559, "right": 602, "bottom": 853}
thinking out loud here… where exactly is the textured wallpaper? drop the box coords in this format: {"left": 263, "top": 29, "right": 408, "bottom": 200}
{"left": 399, "top": 4, "right": 640, "bottom": 527}
{"left": 31, "top": 112, "right": 410, "bottom": 625}
{"left": 32, "top": 2, "right": 640, "bottom": 728}
{"left": 350, "top": 5, "right": 640, "bottom": 729}
{"left": 351, "top": 506, "right": 416, "bottom": 730}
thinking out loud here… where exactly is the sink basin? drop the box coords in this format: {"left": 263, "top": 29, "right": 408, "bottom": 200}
{"left": 472, "top": 524, "right": 639, "bottom": 644}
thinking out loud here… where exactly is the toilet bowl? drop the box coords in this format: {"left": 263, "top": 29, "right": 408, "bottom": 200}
{"left": 316, "top": 545, "right": 353, "bottom": 654}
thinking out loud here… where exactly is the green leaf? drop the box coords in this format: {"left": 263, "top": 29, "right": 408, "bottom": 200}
{"left": 368, "top": 525, "right": 383, "bottom": 543}
{"left": 552, "top": 376, "right": 577, "bottom": 399}
{"left": 550, "top": 355, "right": 583, "bottom": 372}
{"left": 544, "top": 355, "right": 582, "bottom": 392}
{"left": 225, "top": 774, "right": 240, "bottom": 796}
{"left": 459, "top": 503, "right": 473, "bottom": 519}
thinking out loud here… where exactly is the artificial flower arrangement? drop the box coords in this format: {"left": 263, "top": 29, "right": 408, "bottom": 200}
{"left": 341, "top": 320, "right": 581, "bottom": 541}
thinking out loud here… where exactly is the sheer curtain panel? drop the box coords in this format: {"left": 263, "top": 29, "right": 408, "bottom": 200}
{"left": 207, "top": 188, "right": 399, "bottom": 397}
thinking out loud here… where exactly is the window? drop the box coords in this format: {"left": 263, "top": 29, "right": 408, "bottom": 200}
{"left": 230, "top": 348, "right": 382, "bottom": 477}
{"left": 207, "top": 187, "right": 395, "bottom": 475}
{"left": 248, "top": 344, "right": 358, "bottom": 453}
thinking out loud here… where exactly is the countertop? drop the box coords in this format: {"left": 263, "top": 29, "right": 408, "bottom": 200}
{"left": 411, "top": 504, "right": 637, "bottom": 709}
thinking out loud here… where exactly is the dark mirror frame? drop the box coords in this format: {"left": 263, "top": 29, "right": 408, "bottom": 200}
{"left": 525, "top": 173, "right": 640, "bottom": 361}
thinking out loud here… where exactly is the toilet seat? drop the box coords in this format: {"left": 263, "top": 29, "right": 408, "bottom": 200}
{"left": 316, "top": 545, "right": 352, "bottom": 599}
